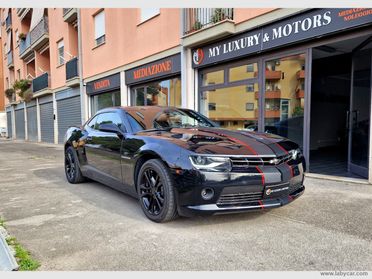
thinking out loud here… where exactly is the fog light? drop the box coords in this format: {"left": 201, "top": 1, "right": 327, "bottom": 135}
{"left": 201, "top": 188, "right": 214, "bottom": 200}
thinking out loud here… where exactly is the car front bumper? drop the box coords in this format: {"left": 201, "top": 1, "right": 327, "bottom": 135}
{"left": 182, "top": 185, "right": 304, "bottom": 216}
{"left": 172, "top": 160, "right": 306, "bottom": 217}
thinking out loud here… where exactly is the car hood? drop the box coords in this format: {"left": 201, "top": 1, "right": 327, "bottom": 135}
{"left": 136, "top": 127, "right": 294, "bottom": 156}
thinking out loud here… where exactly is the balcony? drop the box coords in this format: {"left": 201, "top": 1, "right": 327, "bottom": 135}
{"left": 63, "top": 8, "right": 78, "bottom": 23}
{"left": 296, "top": 89, "right": 305, "bottom": 99}
{"left": 255, "top": 109, "right": 281, "bottom": 119}
{"left": 19, "top": 33, "right": 33, "bottom": 59}
{"left": 7, "top": 51, "right": 14, "bottom": 68}
{"left": 32, "top": 73, "right": 50, "bottom": 95}
{"left": 5, "top": 15, "right": 11, "bottom": 30}
{"left": 255, "top": 90, "right": 281, "bottom": 99}
{"left": 182, "top": 8, "right": 234, "bottom": 47}
{"left": 65, "top": 57, "right": 80, "bottom": 87}
{"left": 17, "top": 8, "right": 31, "bottom": 21}
{"left": 30, "top": 17, "right": 49, "bottom": 51}
{"left": 297, "top": 70, "right": 305, "bottom": 79}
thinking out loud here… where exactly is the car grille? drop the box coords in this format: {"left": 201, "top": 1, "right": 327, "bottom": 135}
{"left": 217, "top": 191, "right": 263, "bottom": 207}
{"left": 230, "top": 153, "right": 292, "bottom": 170}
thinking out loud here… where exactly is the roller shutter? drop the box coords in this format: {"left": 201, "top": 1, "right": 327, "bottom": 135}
{"left": 39, "top": 99, "right": 54, "bottom": 143}
{"left": 6, "top": 110, "right": 12, "bottom": 138}
{"left": 15, "top": 108, "right": 25, "bottom": 140}
{"left": 27, "top": 104, "right": 38, "bottom": 141}
{"left": 57, "top": 96, "right": 81, "bottom": 144}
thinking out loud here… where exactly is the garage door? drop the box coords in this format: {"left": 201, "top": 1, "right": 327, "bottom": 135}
{"left": 6, "top": 110, "right": 12, "bottom": 138}
{"left": 15, "top": 107, "right": 25, "bottom": 140}
{"left": 57, "top": 96, "right": 81, "bottom": 144}
{"left": 27, "top": 101, "right": 38, "bottom": 141}
{"left": 39, "top": 97, "right": 54, "bottom": 143}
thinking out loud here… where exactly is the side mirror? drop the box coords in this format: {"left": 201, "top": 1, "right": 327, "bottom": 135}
{"left": 98, "top": 123, "right": 124, "bottom": 136}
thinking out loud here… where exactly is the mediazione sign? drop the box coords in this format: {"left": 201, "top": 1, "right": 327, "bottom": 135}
{"left": 192, "top": 8, "right": 372, "bottom": 68}
{"left": 125, "top": 54, "right": 181, "bottom": 85}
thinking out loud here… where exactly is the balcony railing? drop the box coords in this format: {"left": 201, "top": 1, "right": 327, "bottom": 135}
{"left": 63, "top": 8, "right": 71, "bottom": 15}
{"left": 183, "top": 8, "right": 233, "bottom": 35}
{"left": 19, "top": 33, "right": 31, "bottom": 56}
{"left": 7, "top": 51, "right": 14, "bottom": 67}
{"left": 66, "top": 57, "right": 79, "bottom": 80}
{"left": 32, "top": 73, "right": 49, "bottom": 93}
{"left": 5, "top": 15, "right": 12, "bottom": 29}
{"left": 63, "top": 8, "right": 78, "bottom": 23}
{"left": 30, "top": 16, "right": 49, "bottom": 49}
{"left": 17, "top": 8, "right": 26, "bottom": 16}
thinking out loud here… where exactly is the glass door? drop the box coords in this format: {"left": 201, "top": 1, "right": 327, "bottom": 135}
{"left": 348, "top": 39, "right": 372, "bottom": 178}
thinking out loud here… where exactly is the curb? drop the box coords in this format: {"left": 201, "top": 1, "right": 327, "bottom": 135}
{"left": 0, "top": 227, "right": 19, "bottom": 271}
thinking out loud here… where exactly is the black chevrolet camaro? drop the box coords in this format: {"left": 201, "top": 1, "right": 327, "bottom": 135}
{"left": 64, "top": 106, "right": 305, "bottom": 222}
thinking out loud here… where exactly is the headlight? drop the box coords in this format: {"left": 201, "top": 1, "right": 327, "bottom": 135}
{"left": 289, "top": 148, "right": 302, "bottom": 160}
{"left": 189, "top": 155, "right": 232, "bottom": 172}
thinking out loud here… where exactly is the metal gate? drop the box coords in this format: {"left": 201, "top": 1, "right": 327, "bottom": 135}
{"left": 15, "top": 105, "right": 25, "bottom": 140}
{"left": 6, "top": 109, "right": 12, "bottom": 139}
{"left": 27, "top": 100, "right": 38, "bottom": 141}
{"left": 39, "top": 96, "right": 54, "bottom": 143}
{"left": 57, "top": 96, "right": 81, "bottom": 144}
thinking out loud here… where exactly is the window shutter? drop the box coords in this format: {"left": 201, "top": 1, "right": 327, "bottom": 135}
{"left": 94, "top": 11, "right": 105, "bottom": 40}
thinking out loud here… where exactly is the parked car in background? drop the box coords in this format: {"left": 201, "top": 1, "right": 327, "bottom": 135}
{"left": 64, "top": 106, "right": 305, "bottom": 222}
{"left": 0, "top": 127, "right": 7, "bottom": 138}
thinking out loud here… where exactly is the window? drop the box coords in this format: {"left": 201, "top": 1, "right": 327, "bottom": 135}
{"left": 96, "top": 112, "right": 124, "bottom": 132}
{"left": 17, "top": 69, "right": 20, "bottom": 80}
{"left": 85, "top": 115, "right": 99, "bottom": 130}
{"left": 246, "top": 103, "right": 254, "bottom": 111}
{"left": 57, "top": 40, "right": 64, "bottom": 65}
{"left": 229, "top": 63, "right": 257, "bottom": 82}
{"left": 208, "top": 103, "right": 216, "bottom": 111}
{"left": 246, "top": 83, "right": 255, "bottom": 92}
{"left": 126, "top": 113, "right": 144, "bottom": 133}
{"left": 92, "top": 91, "right": 121, "bottom": 114}
{"left": 94, "top": 10, "right": 105, "bottom": 46}
{"left": 131, "top": 77, "right": 181, "bottom": 107}
{"left": 202, "top": 70, "right": 224, "bottom": 86}
{"left": 140, "top": 8, "right": 160, "bottom": 23}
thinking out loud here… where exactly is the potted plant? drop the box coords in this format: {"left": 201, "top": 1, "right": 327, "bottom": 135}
{"left": 18, "top": 32, "right": 26, "bottom": 40}
{"left": 192, "top": 20, "right": 202, "bottom": 31}
{"left": 5, "top": 88, "right": 15, "bottom": 100}
{"left": 211, "top": 8, "right": 226, "bottom": 23}
{"left": 13, "top": 79, "right": 32, "bottom": 102}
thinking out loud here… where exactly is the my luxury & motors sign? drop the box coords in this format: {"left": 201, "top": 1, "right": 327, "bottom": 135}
{"left": 192, "top": 8, "right": 372, "bottom": 67}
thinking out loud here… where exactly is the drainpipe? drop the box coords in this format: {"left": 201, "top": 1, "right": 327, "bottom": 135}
{"left": 180, "top": 8, "right": 187, "bottom": 109}
{"left": 77, "top": 8, "right": 85, "bottom": 125}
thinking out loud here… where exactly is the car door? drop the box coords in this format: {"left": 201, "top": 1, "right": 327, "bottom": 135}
{"left": 85, "top": 111, "right": 124, "bottom": 182}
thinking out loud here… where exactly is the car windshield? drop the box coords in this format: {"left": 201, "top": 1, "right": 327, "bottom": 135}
{"left": 125, "top": 107, "right": 215, "bottom": 132}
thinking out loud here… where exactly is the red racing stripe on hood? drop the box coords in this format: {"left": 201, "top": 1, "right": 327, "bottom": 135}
{"left": 255, "top": 166, "right": 265, "bottom": 185}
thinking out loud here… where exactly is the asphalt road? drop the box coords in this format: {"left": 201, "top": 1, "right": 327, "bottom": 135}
{"left": 0, "top": 139, "right": 371, "bottom": 271}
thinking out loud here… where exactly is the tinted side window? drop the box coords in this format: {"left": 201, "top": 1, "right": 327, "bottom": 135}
{"left": 85, "top": 115, "right": 99, "bottom": 130}
{"left": 126, "top": 113, "right": 144, "bottom": 133}
{"left": 96, "top": 112, "right": 125, "bottom": 132}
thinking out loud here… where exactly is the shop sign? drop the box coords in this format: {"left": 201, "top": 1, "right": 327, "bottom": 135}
{"left": 125, "top": 54, "right": 181, "bottom": 85}
{"left": 192, "top": 8, "right": 372, "bottom": 68}
{"left": 86, "top": 73, "right": 120, "bottom": 95}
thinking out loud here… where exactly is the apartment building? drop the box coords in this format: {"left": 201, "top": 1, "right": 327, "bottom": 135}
{"left": 1, "top": 8, "right": 372, "bottom": 182}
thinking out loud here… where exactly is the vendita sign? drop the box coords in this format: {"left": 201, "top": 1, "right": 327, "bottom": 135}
{"left": 192, "top": 8, "right": 372, "bottom": 67}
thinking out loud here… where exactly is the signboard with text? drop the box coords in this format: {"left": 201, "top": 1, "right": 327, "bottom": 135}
{"left": 125, "top": 54, "right": 181, "bottom": 85}
{"left": 192, "top": 8, "right": 372, "bottom": 68}
{"left": 86, "top": 73, "right": 120, "bottom": 95}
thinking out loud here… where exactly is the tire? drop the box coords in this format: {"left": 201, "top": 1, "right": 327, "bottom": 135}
{"left": 64, "top": 146, "right": 85, "bottom": 184}
{"left": 137, "top": 159, "right": 178, "bottom": 223}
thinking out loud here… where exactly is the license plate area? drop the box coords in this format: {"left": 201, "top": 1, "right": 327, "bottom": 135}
{"left": 264, "top": 183, "right": 290, "bottom": 199}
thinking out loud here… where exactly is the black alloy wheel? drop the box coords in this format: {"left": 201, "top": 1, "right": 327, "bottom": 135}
{"left": 138, "top": 159, "right": 178, "bottom": 222}
{"left": 65, "top": 146, "right": 85, "bottom": 184}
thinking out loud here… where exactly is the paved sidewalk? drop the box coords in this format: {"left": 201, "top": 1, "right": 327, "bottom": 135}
{"left": 0, "top": 140, "right": 371, "bottom": 271}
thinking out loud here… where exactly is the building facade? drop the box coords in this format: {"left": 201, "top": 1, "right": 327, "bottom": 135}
{"left": 1, "top": 8, "right": 372, "bottom": 182}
